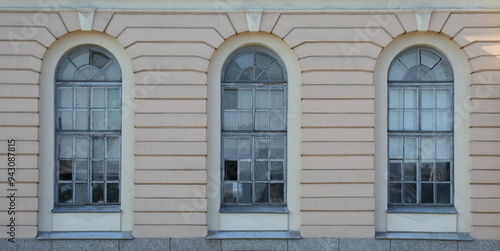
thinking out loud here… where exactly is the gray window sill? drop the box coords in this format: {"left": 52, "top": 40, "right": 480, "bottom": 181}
{"left": 36, "top": 231, "right": 133, "bottom": 240}
{"left": 52, "top": 205, "right": 121, "bottom": 213}
{"left": 387, "top": 206, "right": 457, "bottom": 214}
{"left": 206, "top": 231, "right": 301, "bottom": 239}
{"left": 220, "top": 205, "right": 289, "bottom": 214}
{"left": 375, "top": 232, "right": 473, "bottom": 241}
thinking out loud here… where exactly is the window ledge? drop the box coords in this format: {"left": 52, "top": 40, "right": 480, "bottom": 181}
{"left": 387, "top": 206, "right": 457, "bottom": 214}
{"left": 220, "top": 205, "right": 289, "bottom": 214}
{"left": 36, "top": 231, "right": 133, "bottom": 240}
{"left": 206, "top": 231, "right": 301, "bottom": 240}
{"left": 375, "top": 232, "right": 473, "bottom": 241}
{"left": 52, "top": 205, "right": 121, "bottom": 213}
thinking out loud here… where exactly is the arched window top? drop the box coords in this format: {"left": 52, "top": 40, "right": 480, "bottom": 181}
{"left": 222, "top": 45, "right": 287, "bottom": 83}
{"left": 388, "top": 47, "right": 453, "bottom": 82}
{"left": 56, "top": 45, "right": 121, "bottom": 82}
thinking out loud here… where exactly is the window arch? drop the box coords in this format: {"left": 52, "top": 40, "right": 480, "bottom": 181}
{"left": 387, "top": 46, "right": 454, "bottom": 206}
{"left": 221, "top": 45, "right": 287, "bottom": 206}
{"left": 55, "top": 45, "right": 122, "bottom": 206}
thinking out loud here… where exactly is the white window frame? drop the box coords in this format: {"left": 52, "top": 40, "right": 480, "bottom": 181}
{"left": 374, "top": 33, "right": 471, "bottom": 236}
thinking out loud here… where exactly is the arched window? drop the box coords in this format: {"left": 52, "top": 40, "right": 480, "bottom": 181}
{"left": 55, "top": 45, "right": 122, "bottom": 206}
{"left": 387, "top": 47, "right": 454, "bottom": 206}
{"left": 221, "top": 45, "right": 287, "bottom": 206}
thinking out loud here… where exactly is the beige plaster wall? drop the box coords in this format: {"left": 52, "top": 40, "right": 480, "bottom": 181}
{"left": 0, "top": 8, "right": 500, "bottom": 240}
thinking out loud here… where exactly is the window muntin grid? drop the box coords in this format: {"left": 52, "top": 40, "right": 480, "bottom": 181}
{"left": 55, "top": 45, "right": 122, "bottom": 206}
{"left": 221, "top": 46, "right": 287, "bottom": 206}
{"left": 388, "top": 47, "right": 454, "bottom": 206}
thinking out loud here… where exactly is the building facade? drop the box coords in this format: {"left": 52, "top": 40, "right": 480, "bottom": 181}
{"left": 1, "top": 0, "right": 500, "bottom": 250}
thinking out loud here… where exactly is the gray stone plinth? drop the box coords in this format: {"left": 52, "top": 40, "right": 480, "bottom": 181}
{"left": 221, "top": 239, "right": 287, "bottom": 250}
{"left": 289, "top": 238, "right": 338, "bottom": 251}
{"left": 340, "top": 238, "right": 390, "bottom": 251}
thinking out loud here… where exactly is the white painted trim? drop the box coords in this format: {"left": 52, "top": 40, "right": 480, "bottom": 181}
{"left": 206, "top": 32, "right": 302, "bottom": 232}
{"left": 374, "top": 32, "right": 472, "bottom": 233}
{"left": 38, "top": 31, "right": 135, "bottom": 232}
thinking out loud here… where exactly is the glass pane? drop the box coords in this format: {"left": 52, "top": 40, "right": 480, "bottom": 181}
{"left": 436, "top": 89, "right": 451, "bottom": 109}
{"left": 69, "top": 49, "right": 89, "bottom": 67}
{"left": 404, "top": 89, "right": 418, "bottom": 108}
{"left": 92, "top": 161, "right": 104, "bottom": 180}
{"left": 75, "top": 160, "right": 88, "bottom": 181}
{"left": 421, "top": 110, "right": 434, "bottom": 131}
{"left": 59, "top": 160, "right": 72, "bottom": 180}
{"left": 421, "top": 137, "right": 435, "bottom": 159}
{"left": 437, "top": 183, "right": 451, "bottom": 204}
{"left": 59, "top": 137, "right": 73, "bottom": 158}
{"left": 92, "top": 110, "right": 106, "bottom": 130}
{"left": 235, "top": 53, "right": 254, "bottom": 69}
{"left": 403, "top": 110, "right": 418, "bottom": 130}
{"left": 75, "top": 87, "right": 89, "bottom": 108}
{"left": 59, "top": 110, "right": 73, "bottom": 129}
{"left": 389, "top": 183, "right": 401, "bottom": 203}
{"left": 223, "top": 111, "right": 238, "bottom": 130}
{"left": 388, "top": 137, "right": 403, "bottom": 159}
{"left": 91, "top": 88, "right": 106, "bottom": 108}
{"left": 255, "top": 183, "right": 269, "bottom": 203}
{"left": 92, "top": 51, "right": 109, "bottom": 68}
{"left": 108, "top": 110, "right": 121, "bottom": 130}
{"left": 103, "top": 63, "right": 121, "bottom": 81}
{"left": 270, "top": 161, "right": 284, "bottom": 180}
{"left": 224, "top": 160, "right": 238, "bottom": 181}
{"left": 421, "top": 88, "right": 435, "bottom": 109}
{"left": 58, "top": 183, "right": 73, "bottom": 203}
{"left": 224, "top": 89, "right": 238, "bottom": 109}
{"left": 224, "top": 62, "right": 241, "bottom": 81}
{"left": 436, "top": 162, "right": 451, "bottom": 181}
{"left": 238, "top": 183, "right": 252, "bottom": 204}
{"left": 75, "top": 183, "right": 88, "bottom": 204}
{"left": 255, "top": 111, "right": 269, "bottom": 130}
{"left": 239, "top": 111, "right": 252, "bottom": 130}
{"left": 75, "top": 110, "right": 89, "bottom": 130}
{"left": 107, "top": 160, "right": 120, "bottom": 181}
{"left": 421, "top": 162, "right": 434, "bottom": 181}
{"left": 403, "top": 162, "right": 417, "bottom": 181}
{"left": 255, "top": 161, "right": 268, "bottom": 181}
{"left": 404, "top": 137, "right": 418, "bottom": 159}
{"left": 59, "top": 87, "right": 73, "bottom": 107}
{"left": 108, "top": 88, "right": 121, "bottom": 108}
{"left": 433, "top": 61, "right": 453, "bottom": 81}
{"left": 223, "top": 138, "right": 237, "bottom": 159}
{"left": 107, "top": 137, "right": 120, "bottom": 158}
{"left": 256, "top": 89, "right": 269, "bottom": 109}
{"left": 399, "top": 50, "right": 418, "bottom": 69}
{"left": 267, "top": 61, "right": 285, "bottom": 81}
{"left": 421, "top": 183, "right": 434, "bottom": 203}
{"left": 255, "top": 52, "right": 274, "bottom": 67}
{"left": 270, "top": 138, "right": 285, "bottom": 159}
{"left": 421, "top": 50, "right": 440, "bottom": 68}
{"left": 239, "top": 161, "right": 251, "bottom": 181}
{"left": 256, "top": 138, "right": 269, "bottom": 159}
{"left": 388, "top": 110, "right": 402, "bottom": 131}
{"left": 389, "top": 61, "right": 407, "bottom": 81}
{"left": 436, "top": 110, "right": 452, "bottom": 131}
{"left": 107, "top": 183, "right": 119, "bottom": 203}
{"left": 389, "top": 88, "right": 402, "bottom": 108}
{"left": 389, "top": 161, "right": 401, "bottom": 181}
{"left": 270, "top": 183, "right": 284, "bottom": 203}
{"left": 58, "top": 62, "right": 78, "bottom": 81}
{"left": 239, "top": 89, "right": 252, "bottom": 109}
{"left": 270, "top": 111, "right": 285, "bottom": 130}
{"left": 237, "top": 138, "right": 251, "bottom": 159}
{"left": 92, "top": 183, "right": 104, "bottom": 203}
{"left": 92, "top": 138, "right": 105, "bottom": 159}
{"left": 403, "top": 183, "right": 417, "bottom": 203}
{"left": 271, "top": 90, "right": 285, "bottom": 109}
{"left": 223, "top": 182, "right": 237, "bottom": 203}
{"left": 436, "top": 137, "right": 451, "bottom": 159}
